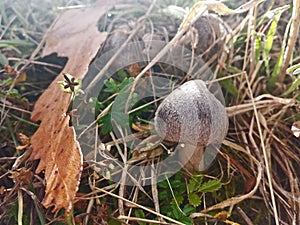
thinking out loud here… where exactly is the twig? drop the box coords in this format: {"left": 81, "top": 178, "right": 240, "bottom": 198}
{"left": 8, "top": 57, "right": 63, "bottom": 69}
{"left": 0, "top": 103, "right": 33, "bottom": 115}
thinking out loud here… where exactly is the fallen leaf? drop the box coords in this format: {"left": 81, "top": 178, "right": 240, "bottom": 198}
{"left": 10, "top": 167, "right": 34, "bottom": 186}
{"left": 16, "top": 133, "right": 31, "bottom": 151}
{"left": 4, "top": 64, "right": 17, "bottom": 75}
{"left": 30, "top": 0, "right": 118, "bottom": 213}
{"left": 33, "top": 114, "right": 82, "bottom": 212}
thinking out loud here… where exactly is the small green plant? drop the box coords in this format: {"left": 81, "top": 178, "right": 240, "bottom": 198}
{"left": 95, "top": 74, "right": 135, "bottom": 134}
{"left": 134, "top": 209, "right": 146, "bottom": 225}
{"left": 0, "top": 71, "right": 29, "bottom": 112}
{"left": 58, "top": 73, "right": 83, "bottom": 97}
{"left": 157, "top": 172, "right": 222, "bottom": 225}
{"left": 95, "top": 70, "right": 152, "bottom": 135}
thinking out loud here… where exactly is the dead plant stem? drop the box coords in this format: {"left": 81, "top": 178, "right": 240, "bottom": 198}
{"left": 244, "top": 73, "right": 280, "bottom": 225}
{"left": 278, "top": 0, "right": 300, "bottom": 83}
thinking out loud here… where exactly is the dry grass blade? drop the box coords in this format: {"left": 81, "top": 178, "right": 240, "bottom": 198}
{"left": 118, "top": 216, "right": 176, "bottom": 224}
{"left": 96, "top": 188, "right": 186, "bottom": 225}
{"left": 237, "top": 207, "right": 254, "bottom": 225}
{"left": 278, "top": 0, "right": 300, "bottom": 82}
{"left": 244, "top": 73, "right": 280, "bottom": 225}
{"left": 151, "top": 164, "right": 162, "bottom": 221}
{"left": 226, "top": 95, "right": 295, "bottom": 117}
{"left": 180, "top": 0, "right": 265, "bottom": 31}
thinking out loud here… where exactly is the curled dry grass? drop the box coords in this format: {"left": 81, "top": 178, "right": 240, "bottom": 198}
{"left": 219, "top": 1, "right": 300, "bottom": 223}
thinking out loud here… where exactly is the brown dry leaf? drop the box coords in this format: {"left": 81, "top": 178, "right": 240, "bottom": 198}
{"left": 16, "top": 133, "right": 31, "bottom": 151}
{"left": 30, "top": 0, "right": 118, "bottom": 213}
{"left": 10, "top": 168, "right": 34, "bottom": 186}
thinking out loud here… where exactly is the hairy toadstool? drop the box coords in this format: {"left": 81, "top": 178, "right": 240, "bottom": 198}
{"left": 154, "top": 80, "right": 228, "bottom": 146}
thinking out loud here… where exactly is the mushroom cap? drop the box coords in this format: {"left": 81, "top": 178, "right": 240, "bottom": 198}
{"left": 154, "top": 80, "right": 228, "bottom": 146}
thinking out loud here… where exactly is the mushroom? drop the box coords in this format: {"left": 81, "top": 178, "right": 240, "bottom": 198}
{"left": 154, "top": 80, "right": 228, "bottom": 146}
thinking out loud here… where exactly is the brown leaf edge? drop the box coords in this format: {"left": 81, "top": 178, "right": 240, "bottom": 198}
{"left": 30, "top": 111, "right": 83, "bottom": 213}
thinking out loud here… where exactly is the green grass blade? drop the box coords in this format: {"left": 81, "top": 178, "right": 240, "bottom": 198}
{"left": 0, "top": 44, "right": 22, "bottom": 55}
{"left": 287, "top": 63, "right": 300, "bottom": 74}
{"left": 268, "top": 8, "right": 292, "bottom": 89}
{"left": 263, "top": 5, "right": 289, "bottom": 77}
{"left": 0, "top": 40, "right": 35, "bottom": 47}
{"left": 255, "top": 32, "right": 263, "bottom": 62}
{"left": 282, "top": 76, "right": 300, "bottom": 96}
{"left": 282, "top": 63, "right": 300, "bottom": 96}
{"left": 0, "top": 52, "right": 9, "bottom": 66}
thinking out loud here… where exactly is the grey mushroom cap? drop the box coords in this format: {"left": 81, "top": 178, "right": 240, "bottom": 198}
{"left": 154, "top": 80, "right": 228, "bottom": 146}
